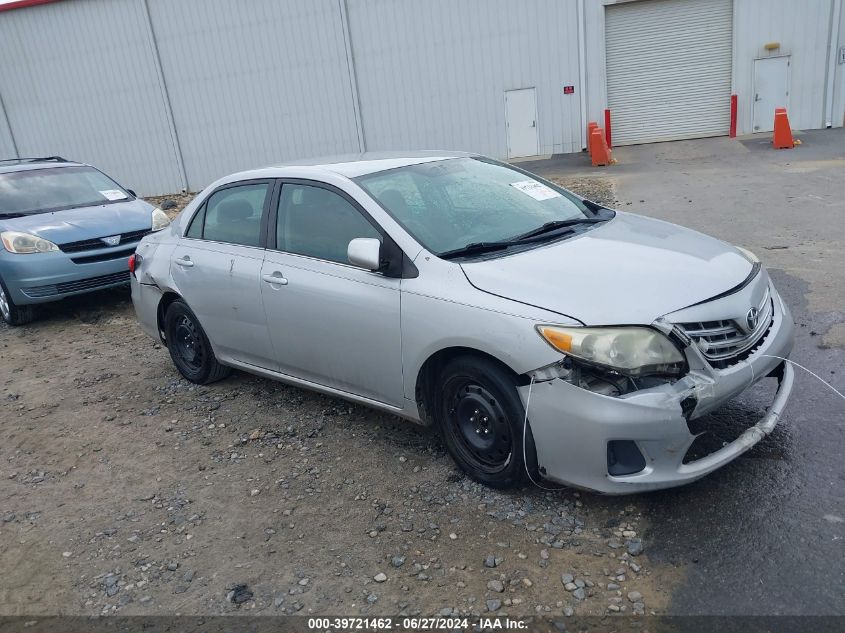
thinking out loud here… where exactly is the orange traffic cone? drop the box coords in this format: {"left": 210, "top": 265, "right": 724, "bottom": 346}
{"left": 587, "top": 121, "right": 598, "bottom": 156}
{"left": 590, "top": 128, "right": 613, "bottom": 166}
{"left": 772, "top": 108, "right": 794, "bottom": 149}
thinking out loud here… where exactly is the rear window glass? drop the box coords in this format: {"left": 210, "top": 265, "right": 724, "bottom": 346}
{"left": 0, "top": 166, "right": 130, "bottom": 215}
{"left": 188, "top": 183, "right": 268, "bottom": 248}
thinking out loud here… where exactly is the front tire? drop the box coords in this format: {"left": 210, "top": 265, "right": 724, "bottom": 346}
{"left": 0, "top": 277, "right": 35, "bottom": 326}
{"left": 436, "top": 356, "right": 530, "bottom": 489}
{"left": 163, "top": 299, "right": 231, "bottom": 384}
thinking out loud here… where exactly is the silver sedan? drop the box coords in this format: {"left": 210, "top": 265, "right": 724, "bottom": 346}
{"left": 130, "top": 152, "right": 794, "bottom": 494}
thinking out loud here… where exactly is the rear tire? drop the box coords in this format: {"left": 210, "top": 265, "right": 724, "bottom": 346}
{"left": 0, "top": 277, "right": 35, "bottom": 326}
{"left": 435, "top": 355, "right": 531, "bottom": 489}
{"left": 163, "top": 299, "right": 231, "bottom": 384}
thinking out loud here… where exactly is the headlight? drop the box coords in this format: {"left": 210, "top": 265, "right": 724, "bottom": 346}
{"left": 736, "top": 246, "right": 759, "bottom": 263}
{"left": 536, "top": 325, "right": 685, "bottom": 377}
{"left": 151, "top": 208, "right": 170, "bottom": 231}
{"left": 0, "top": 231, "right": 59, "bottom": 254}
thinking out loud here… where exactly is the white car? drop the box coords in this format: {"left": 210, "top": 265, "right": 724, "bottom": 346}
{"left": 131, "top": 152, "right": 794, "bottom": 493}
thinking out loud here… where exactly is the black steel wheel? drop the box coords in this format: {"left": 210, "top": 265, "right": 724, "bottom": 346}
{"left": 436, "top": 355, "right": 535, "bottom": 488}
{"left": 446, "top": 381, "right": 513, "bottom": 472}
{"left": 163, "top": 299, "right": 231, "bottom": 384}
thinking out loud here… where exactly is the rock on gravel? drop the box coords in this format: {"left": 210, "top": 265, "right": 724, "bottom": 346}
{"left": 225, "top": 584, "right": 253, "bottom": 604}
{"left": 486, "top": 579, "right": 504, "bottom": 593}
{"left": 626, "top": 538, "right": 644, "bottom": 556}
{"left": 374, "top": 572, "right": 387, "bottom": 583}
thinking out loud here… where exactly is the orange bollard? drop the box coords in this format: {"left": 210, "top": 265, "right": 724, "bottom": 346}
{"left": 772, "top": 108, "right": 794, "bottom": 149}
{"left": 587, "top": 121, "right": 598, "bottom": 156}
{"left": 590, "top": 128, "right": 613, "bottom": 166}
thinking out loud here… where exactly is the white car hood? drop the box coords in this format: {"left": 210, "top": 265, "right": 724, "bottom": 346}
{"left": 459, "top": 212, "right": 753, "bottom": 325}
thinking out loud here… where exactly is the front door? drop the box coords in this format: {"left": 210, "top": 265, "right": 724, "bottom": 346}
{"left": 505, "top": 88, "right": 539, "bottom": 158}
{"left": 260, "top": 181, "right": 403, "bottom": 406}
{"left": 172, "top": 180, "right": 275, "bottom": 368}
{"left": 753, "top": 56, "right": 789, "bottom": 132}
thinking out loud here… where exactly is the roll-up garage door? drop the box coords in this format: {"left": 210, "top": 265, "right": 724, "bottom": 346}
{"left": 605, "top": 0, "right": 733, "bottom": 145}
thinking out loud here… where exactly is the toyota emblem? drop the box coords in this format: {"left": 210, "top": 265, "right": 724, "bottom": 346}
{"left": 746, "top": 307, "right": 759, "bottom": 331}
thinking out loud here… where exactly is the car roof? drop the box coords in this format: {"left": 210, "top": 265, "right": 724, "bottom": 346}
{"left": 268, "top": 150, "right": 476, "bottom": 178}
{"left": 0, "top": 158, "right": 85, "bottom": 175}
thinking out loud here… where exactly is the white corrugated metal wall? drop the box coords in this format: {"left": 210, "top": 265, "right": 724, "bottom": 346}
{"left": 0, "top": 0, "right": 185, "bottom": 194}
{"left": 732, "top": 0, "right": 840, "bottom": 133}
{"left": 1, "top": 0, "right": 843, "bottom": 194}
{"left": 0, "top": 0, "right": 582, "bottom": 194}
{"left": 346, "top": 0, "right": 582, "bottom": 158}
{"left": 0, "top": 94, "right": 15, "bottom": 158}
{"left": 835, "top": 2, "right": 845, "bottom": 127}
{"left": 145, "top": 0, "right": 363, "bottom": 191}
{"left": 584, "top": 0, "right": 843, "bottom": 141}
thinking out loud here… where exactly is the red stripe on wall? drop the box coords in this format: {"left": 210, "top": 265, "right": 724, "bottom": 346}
{"left": 729, "top": 94, "right": 738, "bottom": 138}
{"left": 0, "top": 0, "right": 64, "bottom": 13}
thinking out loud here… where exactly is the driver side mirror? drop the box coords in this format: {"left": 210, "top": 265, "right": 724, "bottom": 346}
{"left": 347, "top": 238, "right": 382, "bottom": 271}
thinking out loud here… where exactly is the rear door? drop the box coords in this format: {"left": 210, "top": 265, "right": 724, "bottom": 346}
{"left": 259, "top": 180, "right": 403, "bottom": 406}
{"left": 171, "top": 180, "right": 276, "bottom": 368}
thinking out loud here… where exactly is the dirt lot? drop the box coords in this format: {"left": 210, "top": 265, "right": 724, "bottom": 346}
{"left": 1, "top": 180, "right": 679, "bottom": 618}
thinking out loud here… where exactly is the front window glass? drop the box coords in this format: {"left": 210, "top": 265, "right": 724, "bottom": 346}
{"left": 355, "top": 157, "right": 590, "bottom": 255}
{"left": 0, "top": 166, "right": 131, "bottom": 216}
{"left": 276, "top": 183, "right": 380, "bottom": 264}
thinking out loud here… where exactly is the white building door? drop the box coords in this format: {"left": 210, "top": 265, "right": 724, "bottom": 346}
{"left": 505, "top": 88, "right": 539, "bottom": 158}
{"left": 605, "top": 0, "right": 733, "bottom": 145}
{"left": 752, "top": 56, "right": 790, "bottom": 133}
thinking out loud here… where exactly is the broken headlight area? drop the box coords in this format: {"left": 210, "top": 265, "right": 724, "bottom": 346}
{"left": 529, "top": 355, "right": 687, "bottom": 396}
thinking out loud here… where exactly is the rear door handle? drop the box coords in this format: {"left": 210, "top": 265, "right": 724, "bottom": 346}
{"left": 175, "top": 257, "right": 194, "bottom": 267}
{"left": 262, "top": 272, "right": 288, "bottom": 286}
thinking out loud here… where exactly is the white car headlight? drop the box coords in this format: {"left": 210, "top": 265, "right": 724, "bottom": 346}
{"left": 536, "top": 325, "right": 685, "bottom": 376}
{"left": 0, "top": 231, "right": 59, "bottom": 254}
{"left": 151, "top": 208, "right": 171, "bottom": 231}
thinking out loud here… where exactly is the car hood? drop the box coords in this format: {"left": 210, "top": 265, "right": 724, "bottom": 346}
{"left": 1, "top": 199, "right": 154, "bottom": 245}
{"left": 459, "top": 212, "right": 753, "bottom": 325}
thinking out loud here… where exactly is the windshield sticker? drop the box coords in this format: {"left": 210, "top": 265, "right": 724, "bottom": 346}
{"left": 99, "top": 189, "right": 128, "bottom": 201}
{"left": 509, "top": 180, "right": 561, "bottom": 201}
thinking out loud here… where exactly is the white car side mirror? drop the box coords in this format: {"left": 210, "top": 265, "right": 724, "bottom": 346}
{"left": 347, "top": 238, "right": 382, "bottom": 271}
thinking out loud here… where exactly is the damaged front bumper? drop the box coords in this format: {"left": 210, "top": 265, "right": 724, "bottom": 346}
{"left": 520, "top": 283, "right": 795, "bottom": 494}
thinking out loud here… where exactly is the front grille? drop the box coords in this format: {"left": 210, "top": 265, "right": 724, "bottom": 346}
{"left": 71, "top": 247, "right": 136, "bottom": 265}
{"left": 58, "top": 229, "right": 151, "bottom": 253}
{"left": 677, "top": 289, "right": 774, "bottom": 369}
{"left": 21, "top": 270, "right": 130, "bottom": 298}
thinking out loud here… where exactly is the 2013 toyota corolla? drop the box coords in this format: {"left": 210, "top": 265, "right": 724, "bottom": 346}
{"left": 130, "top": 152, "right": 794, "bottom": 493}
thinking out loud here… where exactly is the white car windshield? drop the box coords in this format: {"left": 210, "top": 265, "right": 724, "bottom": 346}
{"left": 355, "top": 157, "right": 592, "bottom": 256}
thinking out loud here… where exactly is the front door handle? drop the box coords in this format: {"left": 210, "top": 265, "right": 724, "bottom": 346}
{"left": 262, "top": 272, "right": 288, "bottom": 286}
{"left": 175, "top": 256, "right": 194, "bottom": 267}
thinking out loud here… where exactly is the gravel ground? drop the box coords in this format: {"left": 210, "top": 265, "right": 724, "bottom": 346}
{"left": 0, "top": 179, "right": 680, "bottom": 618}
{"left": 549, "top": 177, "right": 618, "bottom": 208}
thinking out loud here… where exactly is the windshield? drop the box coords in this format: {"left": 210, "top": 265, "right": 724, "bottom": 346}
{"left": 0, "top": 166, "right": 131, "bottom": 216}
{"left": 355, "top": 157, "right": 591, "bottom": 255}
